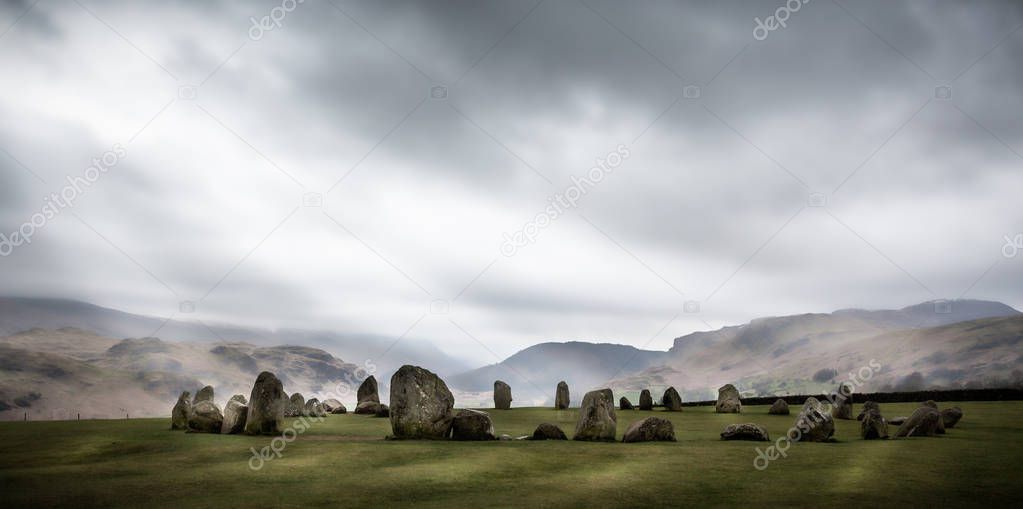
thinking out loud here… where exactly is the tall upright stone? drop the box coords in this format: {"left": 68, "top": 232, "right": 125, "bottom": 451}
{"left": 573, "top": 389, "right": 617, "bottom": 441}
{"left": 639, "top": 389, "right": 653, "bottom": 410}
{"left": 715, "top": 384, "right": 742, "bottom": 413}
{"left": 555, "top": 381, "right": 570, "bottom": 409}
{"left": 170, "top": 391, "right": 191, "bottom": 430}
{"left": 793, "top": 396, "right": 835, "bottom": 442}
{"left": 494, "top": 380, "right": 512, "bottom": 410}
{"left": 357, "top": 375, "right": 380, "bottom": 403}
{"left": 389, "top": 365, "right": 455, "bottom": 439}
{"left": 221, "top": 395, "right": 248, "bottom": 434}
{"left": 244, "top": 371, "right": 286, "bottom": 435}
{"left": 831, "top": 382, "right": 854, "bottom": 420}
{"left": 662, "top": 387, "right": 682, "bottom": 411}
{"left": 286, "top": 393, "right": 306, "bottom": 417}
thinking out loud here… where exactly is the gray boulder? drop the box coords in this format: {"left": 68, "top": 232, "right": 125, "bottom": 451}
{"left": 494, "top": 380, "right": 512, "bottom": 410}
{"left": 720, "top": 423, "right": 769, "bottom": 441}
{"left": 715, "top": 384, "right": 742, "bottom": 413}
{"left": 573, "top": 389, "right": 617, "bottom": 441}
{"left": 793, "top": 397, "right": 835, "bottom": 442}
{"left": 304, "top": 398, "right": 326, "bottom": 418}
{"left": 622, "top": 417, "right": 676, "bottom": 443}
{"left": 555, "top": 381, "right": 570, "bottom": 409}
{"left": 193, "top": 385, "right": 214, "bottom": 404}
{"left": 374, "top": 404, "right": 390, "bottom": 418}
{"left": 768, "top": 399, "right": 789, "bottom": 415}
{"left": 922, "top": 401, "right": 946, "bottom": 434}
{"left": 861, "top": 409, "right": 888, "bottom": 439}
{"left": 221, "top": 396, "right": 248, "bottom": 434}
{"left": 389, "top": 365, "right": 455, "bottom": 439}
{"left": 450, "top": 409, "right": 496, "bottom": 440}
{"left": 357, "top": 375, "right": 379, "bottom": 404}
{"left": 894, "top": 406, "right": 942, "bottom": 438}
{"left": 286, "top": 393, "right": 306, "bottom": 417}
{"left": 244, "top": 371, "right": 286, "bottom": 435}
{"left": 661, "top": 387, "right": 682, "bottom": 411}
{"left": 888, "top": 416, "right": 908, "bottom": 426}
{"left": 531, "top": 423, "right": 567, "bottom": 440}
{"left": 639, "top": 389, "right": 653, "bottom": 410}
{"left": 171, "top": 391, "right": 191, "bottom": 430}
{"left": 322, "top": 399, "right": 346, "bottom": 414}
{"left": 620, "top": 396, "right": 634, "bottom": 410}
{"left": 856, "top": 401, "right": 880, "bottom": 421}
{"left": 187, "top": 400, "right": 223, "bottom": 433}
{"left": 941, "top": 407, "right": 963, "bottom": 428}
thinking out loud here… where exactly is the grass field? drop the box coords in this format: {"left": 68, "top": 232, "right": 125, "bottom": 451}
{"left": 0, "top": 402, "right": 1020, "bottom": 508}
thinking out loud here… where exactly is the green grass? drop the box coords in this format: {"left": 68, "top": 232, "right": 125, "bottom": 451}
{"left": 0, "top": 402, "right": 1020, "bottom": 508}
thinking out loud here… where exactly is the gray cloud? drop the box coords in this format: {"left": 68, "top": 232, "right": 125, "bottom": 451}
{"left": 0, "top": 0, "right": 1021, "bottom": 364}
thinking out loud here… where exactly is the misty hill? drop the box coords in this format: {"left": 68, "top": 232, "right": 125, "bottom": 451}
{"left": 618, "top": 300, "right": 1022, "bottom": 400}
{"left": 0, "top": 327, "right": 366, "bottom": 420}
{"left": 0, "top": 297, "right": 470, "bottom": 378}
{"left": 447, "top": 341, "right": 662, "bottom": 405}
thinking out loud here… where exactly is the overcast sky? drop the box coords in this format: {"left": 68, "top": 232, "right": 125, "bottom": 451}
{"left": 1, "top": 0, "right": 1021, "bottom": 365}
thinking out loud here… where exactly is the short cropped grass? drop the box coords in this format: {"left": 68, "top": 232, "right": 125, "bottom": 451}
{"left": 0, "top": 402, "right": 1020, "bottom": 508}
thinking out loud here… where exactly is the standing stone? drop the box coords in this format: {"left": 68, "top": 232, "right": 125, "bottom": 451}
{"left": 831, "top": 382, "right": 854, "bottom": 420}
{"left": 793, "top": 397, "right": 835, "bottom": 442}
{"left": 389, "top": 365, "right": 455, "bottom": 439}
{"left": 894, "top": 406, "right": 942, "bottom": 438}
{"left": 286, "top": 393, "right": 306, "bottom": 417}
{"left": 620, "top": 396, "right": 634, "bottom": 410}
{"left": 244, "top": 371, "right": 286, "bottom": 435}
{"left": 573, "top": 389, "right": 617, "bottom": 441}
{"left": 768, "top": 399, "right": 789, "bottom": 415}
{"left": 861, "top": 409, "right": 888, "bottom": 439}
{"left": 187, "top": 400, "right": 223, "bottom": 433}
{"left": 357, "top": 375, "right": 380, "bottom": 404}
{"left": 941, "top": 407, "right": 964, "bottom": 428}
{"left": 720, "top": 423, "right": 769, "bottom": 441}
{"left": 921, "top": 401, "right": 946, "bottom": 434}
{"left": 662, "top": 387, "right": 682, "bottom": 411}
{"left": 171, "top": 391, "right": 191, "bottom": 430}
{"left": 715, "top": 384, "right": 742, "bottom": 413}
{"left": 193, "top": 385, "right": 215, "bottom": 404}
{"left": 857, "top": 401, "right": 880, "bottom": 421}
{"left": 532, "top": 423, "right": 568, "bottom": 440}
{"left": 355, "top": 401, "right": 382, "bottom": 414}
{"left": 322, "top": 399, "right": 346, "bottom": 414}
{"left": 450, "top": 409, "right": 497, "bottom": 440}
{"left": 639, "top": 390, "right": 653, "bottom": 410}
{"left": 494, "top": 380, "right": 512, "bottom": 410}
{"left": 555, "top": 381, "right": 570, "bottom": 409}
{"left": 304, "top": 398, "right": 326, "bottom": 418}
{"left": 221, "top": 395, "right": 248, "bottom": 434}
{"left": 622, "top": 417, "right": 676, "bottom": 443}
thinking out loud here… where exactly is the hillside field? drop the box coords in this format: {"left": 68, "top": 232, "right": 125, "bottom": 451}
{"left": 0, "top": 402, "right": 1020, "bottom": 508}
